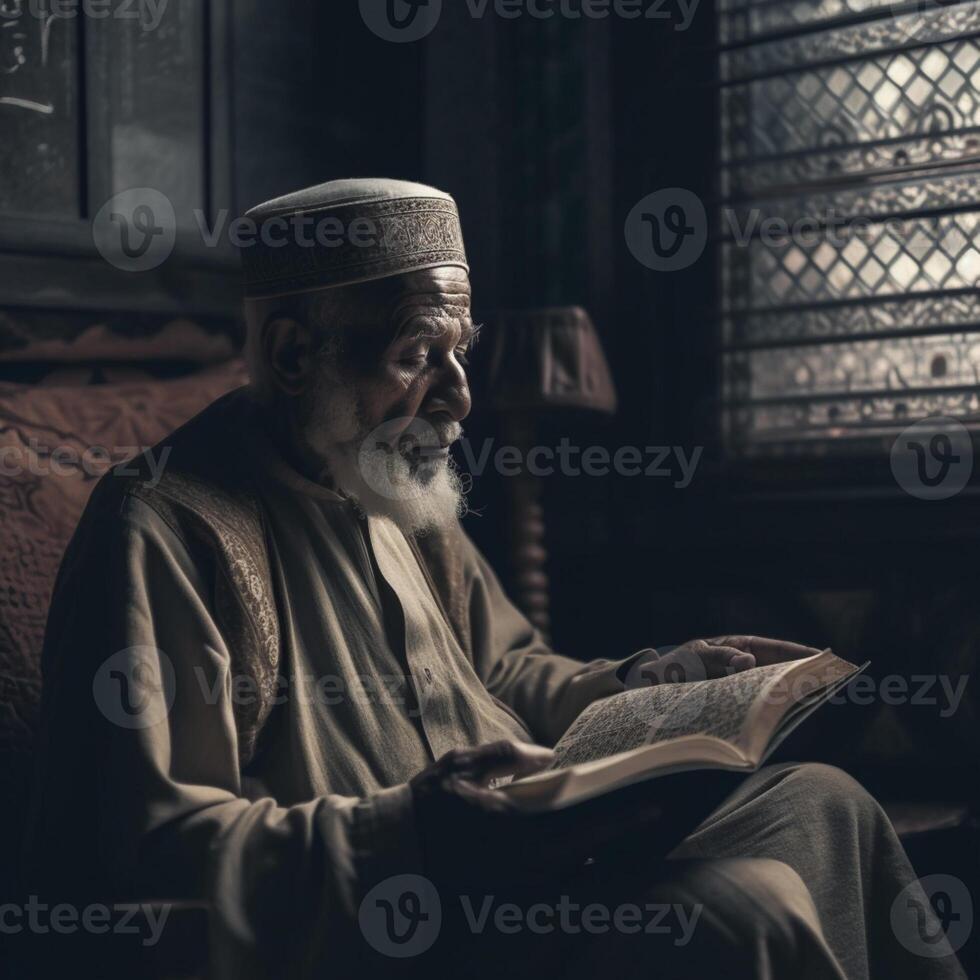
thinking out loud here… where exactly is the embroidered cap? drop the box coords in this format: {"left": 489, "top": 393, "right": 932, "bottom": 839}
{"left": 241, "top": 178, "right": 469, "bottom": 299}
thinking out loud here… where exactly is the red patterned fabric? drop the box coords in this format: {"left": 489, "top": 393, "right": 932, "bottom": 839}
{"left": 0, "top": 360, "right": 247, "bottom": 860}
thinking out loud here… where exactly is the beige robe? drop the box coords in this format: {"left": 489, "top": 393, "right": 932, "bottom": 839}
{"left": 25, "top": 390, "right": 635, "bottom": 977}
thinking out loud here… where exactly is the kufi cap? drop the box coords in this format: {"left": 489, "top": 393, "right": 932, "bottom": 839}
{"left": 241, "top": 178, "right": 468, "bottom": 299}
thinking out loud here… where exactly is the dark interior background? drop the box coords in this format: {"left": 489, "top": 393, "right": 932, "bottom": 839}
{"left": 1, "top": 3, "right": 977, "bottom": 950}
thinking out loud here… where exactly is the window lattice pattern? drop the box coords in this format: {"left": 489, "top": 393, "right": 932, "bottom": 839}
{"left": 722, "top": 36, "right": 980, "bottom": 160}
{"left": 719, "top": 0, "right": 980, "bottom": 455}
{"left": 718, "top": 0, "right": 963, "bottom": 43}
{"left": 724, "top": 210, "right": 980, "bottom": 306}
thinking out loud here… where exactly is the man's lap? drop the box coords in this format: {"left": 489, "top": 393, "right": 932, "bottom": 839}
{"left": 418, "top": 853, "right": 838, "bottom": 980}
{"left": 370, "top": 764, "right": 860, "bottom": 979}
{"left": 355, "top": 763, "right": 965, "bottom": 980}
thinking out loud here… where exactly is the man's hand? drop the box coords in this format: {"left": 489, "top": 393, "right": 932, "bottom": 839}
{"left": 410, "top": 741, "right": 663, "bottom": 888}
{"left": 705, "top": 635, "right": 824, "bottom": 667}
{"left": 411, "top": 740, "right": 555, "bottom": 812}
{"left": 627, "top": 635, "right": 824, "bottom": 688}
{"left": 410, "top": 741, "right": 551, "bottom": 888}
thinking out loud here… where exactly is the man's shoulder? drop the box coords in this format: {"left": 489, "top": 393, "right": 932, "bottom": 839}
{"left": 79, "top": 388, "right": 260, "bottom": 548}
{"left": 110, "top": 387, "right": 253, "bottom": 498}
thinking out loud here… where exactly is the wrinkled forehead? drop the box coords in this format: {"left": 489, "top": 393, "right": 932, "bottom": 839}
{"left": 343, "top": 266, "right": 474, "bottom": 351}
{"left": 388, "top": 267, "right": 473, "bottom": 341}
{"left": 388, "top": 266, "right": 472, "bottom": 314}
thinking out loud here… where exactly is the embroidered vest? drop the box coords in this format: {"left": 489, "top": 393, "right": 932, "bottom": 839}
{"left": 123, "top": 391, "right": 470, "bottom": 768}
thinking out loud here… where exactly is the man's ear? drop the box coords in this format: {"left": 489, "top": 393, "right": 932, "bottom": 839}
{"left": 261, "top": 316, "right": 314, "bottom": 395}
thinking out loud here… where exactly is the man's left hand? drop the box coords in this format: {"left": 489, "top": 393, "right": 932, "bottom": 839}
{"left": 625, "top": 635, "right": 824, "bottom": 688}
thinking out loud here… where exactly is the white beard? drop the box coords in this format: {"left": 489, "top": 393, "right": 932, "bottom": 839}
{"left": 301, "top": 379, "right": 467, "bottom": 534}
{"left": 337, "top": 440, "right": 466, "bottom": 533}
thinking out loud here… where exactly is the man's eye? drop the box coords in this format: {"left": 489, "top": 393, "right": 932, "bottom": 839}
{"left": 399, "top": 346, "right": 429, "bottom": 365}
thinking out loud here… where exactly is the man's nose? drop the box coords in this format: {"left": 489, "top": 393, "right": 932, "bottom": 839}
{"left": 427, "top": 357, "right": 471, "bottom": 422}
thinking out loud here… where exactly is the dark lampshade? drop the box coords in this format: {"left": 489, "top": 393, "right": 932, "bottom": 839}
{"left": 481, "top": 306, "right": 617, "bottom": 639}
{"left": 485, "top": 306, "right": 617, "bottom": 415}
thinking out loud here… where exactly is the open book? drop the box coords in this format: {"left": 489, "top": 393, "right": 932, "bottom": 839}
{"left": 501, "top": 649, "right": 865, "bottom": 812}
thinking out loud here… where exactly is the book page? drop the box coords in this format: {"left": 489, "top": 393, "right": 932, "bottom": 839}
{"left": 551, "top": 660, "right": 802, "bottom": 770}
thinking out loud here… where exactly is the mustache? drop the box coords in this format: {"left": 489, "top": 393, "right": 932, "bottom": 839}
{"left": 423, "top": 420, "right": 462, "bottom": 448}
{"left": 351, "top": 417, "right": 464, "bottom": 462}
{"left": 395, "top": 420, "right": 463, "bottom": 452}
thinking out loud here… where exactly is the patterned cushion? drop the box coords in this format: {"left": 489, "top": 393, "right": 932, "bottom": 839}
{"left": 0, "top": 360, "right": 247, "bottom": 890}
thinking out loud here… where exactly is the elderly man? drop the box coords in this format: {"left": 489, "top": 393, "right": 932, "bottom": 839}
{"left": 27, "top": 180, "right": 964, "bottom": 979}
